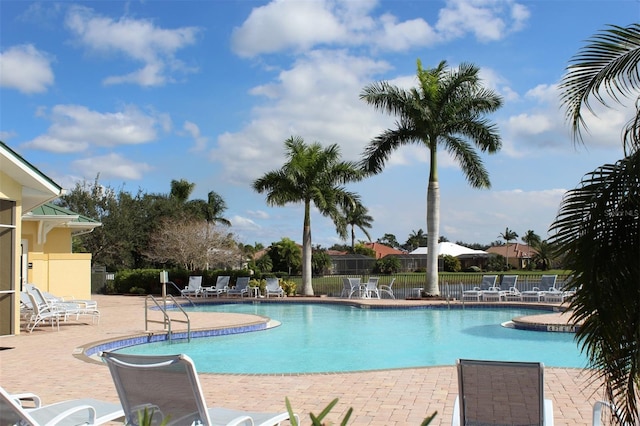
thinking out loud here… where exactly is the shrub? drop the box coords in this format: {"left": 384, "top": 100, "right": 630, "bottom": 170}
{"left": 441, "top": 255, "right": 461, "bottom": 272}
{"left": 280, "top": 279, "right": 298, "bottom": 296}
{"left": 373, "top": 256, "right": 401, "bottom": 274}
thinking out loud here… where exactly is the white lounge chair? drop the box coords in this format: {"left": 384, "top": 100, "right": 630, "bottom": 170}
{"left": 452, "top": 359, "right": 554, "bottom": 426}
{"left": 24, "top": 292, "right": 63, "bottom": 332}
{"left": 521, "top": 275, "right": 559, "bottom": 302}
{"left": 227, "top": 277, "right": 250, "bottom": 297}
{"left": 28, "top": 286, "right": 100, "bottom": 324}
{"left": 1, "top": 385, "right": 124, "bottom": 425}
{"left": 203, "top": 276, "right": 230, "bottom": 297}
{"left": 462, "top": 275, "right": 497, "bottom": 301}
{"left": 265, "top": 277, "right": 284, "bottom": 298}
{"left": 379, "top": 278, "right": 396, "bottom": 299}
{"left": 181, "top": 276, "right": 203, "bottom": 298}
{"left": 101, "top": 352, "right": 297, "bottom": 426}
{"left": 483, "top": 275, "right": 518, "bottom": 301}
{"left": 25, "top": 283, "right": 98, "bottom": 310}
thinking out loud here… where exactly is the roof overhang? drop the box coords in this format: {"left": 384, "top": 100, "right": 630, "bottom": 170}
{"left": 1, "top": 142, "right": 63, "bottom": 211}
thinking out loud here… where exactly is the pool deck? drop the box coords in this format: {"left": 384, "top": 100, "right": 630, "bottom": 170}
{"left": 1, "top": 295, "right": 605, "bottom": 425}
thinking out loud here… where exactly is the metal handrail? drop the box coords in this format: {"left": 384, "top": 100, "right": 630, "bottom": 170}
{"left": 145, "top": 294, "right": 191, "bottom": 342}
{"left": 166, "top": 281, "right": 196, "bottom": 306}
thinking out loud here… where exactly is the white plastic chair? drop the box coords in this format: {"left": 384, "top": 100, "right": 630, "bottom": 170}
{"left": 379, "top": 278, "right": 396, "bottom": 299}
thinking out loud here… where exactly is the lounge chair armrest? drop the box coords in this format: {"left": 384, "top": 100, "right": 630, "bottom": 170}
{"left": 42, "top": 404, "right": 97, "bottom": 426}
{"left": 226, "top": 415, "right": 254, "bottom": 426}
{"left": 531, "top": 287, "right": 540, "bottom": 291}
{"left": 11, "top": 392, "right": 41, "bottom": 407}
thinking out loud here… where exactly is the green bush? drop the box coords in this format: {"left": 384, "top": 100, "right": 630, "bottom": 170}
{"left": 280, "top": 279, "right": 298, "bottom": 296}
{"left": 442, "top": 255, "right": 461, "bottom": 272}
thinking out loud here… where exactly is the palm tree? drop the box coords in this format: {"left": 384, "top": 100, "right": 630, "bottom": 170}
{"left": 530, "top": 239, "right": 553, "bottom": 270}
{"left": 253, "top": 136, "right": 362, "bottom": 295}
{"left": 360, "top": 59, "right": 503, "bottom": 295}
{"left": 187, "top": 191, "right": 231, "bottom": 226}
{"left": 522, "top": 229, "right": 541, "bottom": 247}
{"left": 499, "top": 227, "right": 518, "bottom": 270}
{"left": 169, "top": 179, "right": 195, "bottom": 203}
{"left": 340, "top": 202, "right": 373, "bottom": 252}
{"left": 405, "top": 229, "right": 428, "bottom": 251}
{"left": 556, "top": 23, "right": 640, "bottom": 424}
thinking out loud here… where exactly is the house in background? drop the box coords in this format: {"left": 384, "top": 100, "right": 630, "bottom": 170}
{"left": 1, "top": 141, "right": 100, "bottom": 335}
{"left": 486, "top": 243, "right": 536, "bottom": 269}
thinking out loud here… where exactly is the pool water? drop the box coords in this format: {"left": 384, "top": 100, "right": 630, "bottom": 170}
{"left": 117, "top": 303, "right": 588, "bottom": 374}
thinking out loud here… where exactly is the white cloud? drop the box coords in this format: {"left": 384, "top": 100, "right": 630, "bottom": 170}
{"left": 231, "top": 0, "right": 346, "bottom": 57}
{"left": 211, "top": 50, "right": 394, "bottom": 184}
{"left": 65, "top": 5, "right": 200, "bottom": 86}
{"left": 0, "top": 44, "right": 54, "bottom": 94}
{"left": 436, "top": 0, "right": 530, "bottom": 42}
{"left": 22, "top": 104, "right": 163, "bottom": 153}
{"left": 232, "top": 0, "right": 529, "bottom": 57}
{"left": 0, "top": 130, "right": 17, "bottom": 141}
{"left": 72, "top": 153, "right": 152, "bottom": 180}
{"left": 182, "top": 121, "right": 208, "bottom": 151}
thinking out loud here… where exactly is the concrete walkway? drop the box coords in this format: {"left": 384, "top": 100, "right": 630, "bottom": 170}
{"left": 1, "top": 295, "right": 605, "bottom": 425}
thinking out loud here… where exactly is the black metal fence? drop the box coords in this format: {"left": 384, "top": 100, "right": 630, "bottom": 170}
{"left": 288, "top": 273, "right": 572, "bottom": 299}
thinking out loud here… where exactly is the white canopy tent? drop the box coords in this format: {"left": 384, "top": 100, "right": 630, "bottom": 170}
{"left": 410, "top": 242, "right": 488, "bottom": 257}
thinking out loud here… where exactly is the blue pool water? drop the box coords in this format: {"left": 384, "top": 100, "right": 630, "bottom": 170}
{"left": 117, "top": 303, "right": 588, "bottom": 374}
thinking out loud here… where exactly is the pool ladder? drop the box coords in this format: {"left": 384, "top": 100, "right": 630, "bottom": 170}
{"left": 145, "top": 294, "right": 191, "bottom": 342}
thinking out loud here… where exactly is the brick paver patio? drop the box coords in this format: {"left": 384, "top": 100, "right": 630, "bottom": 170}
{"left": 1, "top": 295, "right": 605, "bottom": 425}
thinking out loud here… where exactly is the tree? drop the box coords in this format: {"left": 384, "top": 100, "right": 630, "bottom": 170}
{"left": 360, "top": 59, "right": 503, "bottom": 295}
{"left": 499, "top": 227, "right": 518, "bottom": 269}
{"left": 404, "top": 229, "right": 428, "bottom": 251}
{"left": 253, "top": 136, "right": 362, "bottom": 295}
{"left": 267, "top": 237, "right": 302, "bottom": 275}
{"left": 521, "top": 230, "right": 541, "bottom": 247}
{"left": 556, "top": 23, "right": 640, "bottom": 424}
{"left": 169, "top": 179, "right": 195, "bottom": 203}
{"left": 377, "top": 233, "right": 400, "bottom": 249}
{"left": 145, "top": 219, "right": 241, "bottom": 270}
{"left": 311, "top": 249, "right": 331, "bottom": 276}
{"left": 340, "top": 202, "right": 373, "bottom": 252}
{"left": 530, "top": 240, "right": 553, "bottom": 270}
{"left": 187, "top": 190, "right": 231, "bottom": 226}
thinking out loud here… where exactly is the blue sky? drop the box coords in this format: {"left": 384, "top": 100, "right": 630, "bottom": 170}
{"left": 1, "top": 0, "right": 638, "bottom": 249}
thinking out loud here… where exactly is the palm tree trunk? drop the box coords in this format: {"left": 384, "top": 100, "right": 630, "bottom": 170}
{"left": 426, "top": 180, "right": 440, "bottom": 295}
{"left": 302, "top": 201, "right": 314, "bottom": 295}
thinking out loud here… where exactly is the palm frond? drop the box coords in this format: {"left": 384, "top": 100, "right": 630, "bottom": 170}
{"left": 549, "top": 151, "right": 640, "bottom": 424}
{"left": 560, "top": 23, "right": 640, "bottom": 146}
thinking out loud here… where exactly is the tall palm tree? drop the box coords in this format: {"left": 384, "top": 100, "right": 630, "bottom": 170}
{"left": 187, "top": 191, "right": 231, "bottom": 226}
{"left": 253, "top": 136, "right": 362, "bottom": 295}
{"left": 499, "top": 227, "right": 518, "bottom": 270}
{"left": 340, "top": 202, "right": 373, "bottom": 252}
{"left": 556, "top": 23, "right": 640, "bottom": 424}
{"left": 360, "top": 59, "right": 503, "bottom": 295}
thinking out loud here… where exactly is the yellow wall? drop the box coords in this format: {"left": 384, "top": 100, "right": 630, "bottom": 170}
{"left": 28, "top": 253, "right": 92, "bottom": 300}
{"left": 21, "top": 222, "right": 72, "bottom": 253}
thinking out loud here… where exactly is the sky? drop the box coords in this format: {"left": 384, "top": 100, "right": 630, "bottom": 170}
{"left": 1, "top": 0, "right": 639, "bottom": 250}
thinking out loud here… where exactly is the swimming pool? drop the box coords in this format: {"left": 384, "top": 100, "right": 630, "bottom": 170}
{"left": 116, "top": 303, "right": 588, "bottom": 374}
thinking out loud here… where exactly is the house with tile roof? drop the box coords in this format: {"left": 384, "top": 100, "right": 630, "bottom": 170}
{"left": 486, "top": 243, "right": 536, "bottom": 269}
{"left": 1, "top": 141, "right": 101, "bottom": 335}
